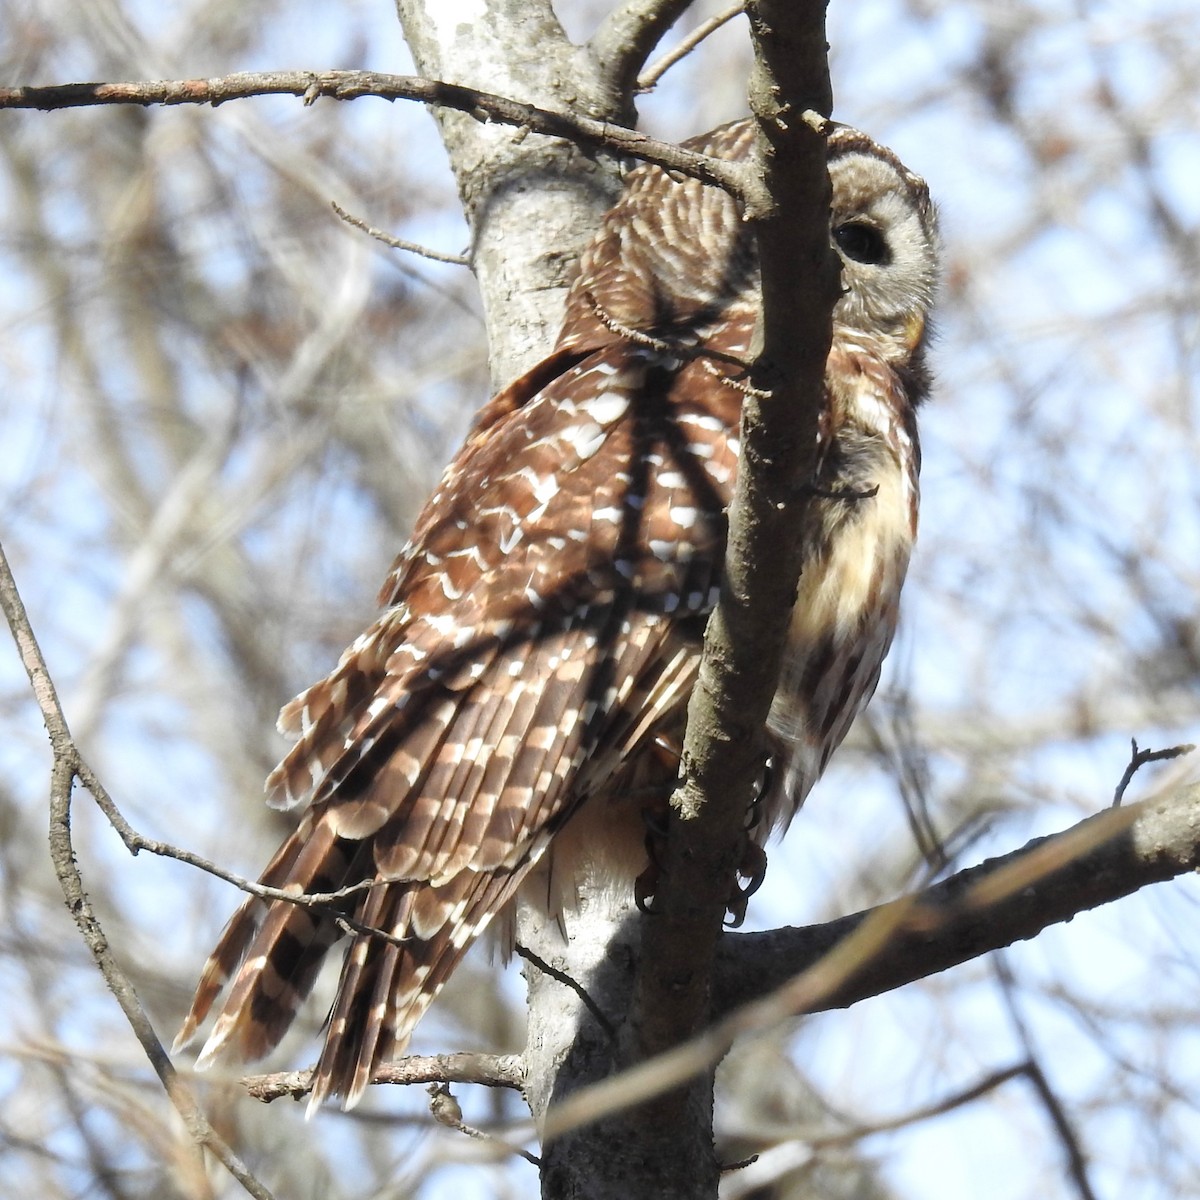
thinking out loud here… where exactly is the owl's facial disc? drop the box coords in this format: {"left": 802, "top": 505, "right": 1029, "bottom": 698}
{"left": 828, "top": 147, "right": 939, "bottom": 350}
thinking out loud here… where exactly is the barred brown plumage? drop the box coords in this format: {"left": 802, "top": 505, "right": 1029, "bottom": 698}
{"left": 175, "top": 119, "right": 938, "bottom": 1112}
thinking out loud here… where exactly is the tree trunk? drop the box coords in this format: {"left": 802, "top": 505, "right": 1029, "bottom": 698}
{"left": 517, "top": 894, "right": 721, "bottom": 1198}
{"left": 394, "top": 0, "right": 627, "bottom": 389}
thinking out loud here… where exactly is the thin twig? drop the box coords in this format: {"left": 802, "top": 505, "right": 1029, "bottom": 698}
{"left": 638, "top": 3, "right": 747, "bottom": 92}
{"left": 722, "top": 1063, "right": 1029, "bottom": 1196}
{"left": 992, "top": 954, "right": 1098, "bottom": 1200}
{"left": 427, "top": 1082, "right": 541, "bottom": 1167}
{"left": 0, "top": 539, "right": 276, "bottom": 1200}
{"left": 585, "top": 287, "right": 764, "bottom": 377}
{"left": 331, "top": 201, "right": 470, "bottom": 266}
{"left": 1112, "top": 737, "right": 1194, "bottom": 806}
{"left": 809, "top": 1062, "right": 1028, "bottom": 1146}
{"left": 515, "top": 943, "right": 617, "bottom": 1038}
{"left": 0, "top": 71, "right": 748, "bottom": 202}
{"left": 55, "top": 759, "right": 416, "bottom": 950}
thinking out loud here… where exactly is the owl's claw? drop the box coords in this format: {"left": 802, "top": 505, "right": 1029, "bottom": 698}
{"left": 722, "top": 756, "right": 772, "bottom": 926}
{"left": 747, "top": 755, "right": 774, "bottom": 832}
{"left": 652, "top": 731, "right": 684, "bottom": 774}
{"left": 637, "top": 738, "right": 771, "bottom": 922}
{"left": 637, "top": 811, "right": 769, "bottom": 927}
{"left": 635, "top": 861, "right": 660, "bottom": 914}
{"left": 724, "top": 893, "right": 749, "bottom": 928}
{"left": 724, "top": 841, "right": 768, "bottom": 928}
{"left": 634, "top": 733, "right": 682, "bottom": 913}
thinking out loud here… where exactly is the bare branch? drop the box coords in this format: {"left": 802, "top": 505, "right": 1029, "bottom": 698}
{"left": 331, "top": 201, "right": 470, "bottom": 266}
{"left": 638, "top": 3, "right": 747, "bottom": 93}
{"left": 991, "top": 955, "right": 1098, "bottom": 1200}
{"left": 590, "top": 0, "right": 696, "bottom": 102}
{"left": 36, "top": 752, "right": 419, "bottom": 951}
{"left": 814, "top": 1062, "right": 1030, "bottom": 1145}
{"left": 626, "top": 0, "right": 838, "bottom": 1149}
{"left": 716, "top": 783, "right": 1200, "bottom": 1014}
{"left": 241, "top": 1053, "right": 527, "bottom": 1102}
{"left": 545, "top": 783, "right": 1200, "bottom": 1140}
{"left": 1113, "top": 737, "right": 1195, "bottom": 806}
{"left": 0, "top": 540, "right": 277, "bottom": 1200}
{"left": 0, "top": 71, "right": 747, "bottom": 200}
{"left": 515, "top": 943, "right": 617, "bottom": 1039}
{"left": 722, "top": 1063, "right": 1029, "bottom": 1196}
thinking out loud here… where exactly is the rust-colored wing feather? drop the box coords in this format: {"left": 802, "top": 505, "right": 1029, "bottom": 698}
{"left": 177, "top": 335, "right": 742, "bottom": 1110}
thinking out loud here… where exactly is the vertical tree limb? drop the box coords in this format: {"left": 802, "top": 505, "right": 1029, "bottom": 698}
{"left": 533, "top": 4, "right": 841, "bottom": 1195}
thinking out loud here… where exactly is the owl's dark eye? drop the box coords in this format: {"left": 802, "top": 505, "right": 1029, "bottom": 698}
{"left": 834, "top": 221, "right": 890, "bottom": 265}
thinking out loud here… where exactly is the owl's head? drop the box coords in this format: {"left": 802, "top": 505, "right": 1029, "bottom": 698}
{"left": 826, "top": 126, "right": 939, "bottom": 357}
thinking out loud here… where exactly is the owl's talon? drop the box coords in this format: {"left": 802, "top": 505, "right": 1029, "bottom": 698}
{"left": 739, "top": 842, "right": 768, "bottom": 899}
{"left": 724, "top": 842, "right": 768, "bottom": 928}
{"left": 724, "top": 890, "right": 750, "bottom": 929}
{"left": 636, "top": 798, "right": 670, "bottom": 913}
{"left": 635, "top": 778, "right": 676, "bottom": 914}
{"left": 635, "top": 863, "right": 659, "bottom": 914}
{"left": 652, "top": 731, "right": 683, "bottom": 774}
{"left": 746, "top": 756, "right": 774, "bottom": 833}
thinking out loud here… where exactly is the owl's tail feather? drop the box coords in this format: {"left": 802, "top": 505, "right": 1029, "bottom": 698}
{"left": 174, "top": 808, "right": 536, "bottom": 1114}
{"left": 173, "top": 815, "right": 366, "bottom": 1065}
{"left": 307, "top": 865, "right": 530, "bottom": 1114}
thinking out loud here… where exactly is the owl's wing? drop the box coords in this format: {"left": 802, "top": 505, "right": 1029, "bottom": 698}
{"left": 175, "top": 336, "right": 743, "bottom": 1110}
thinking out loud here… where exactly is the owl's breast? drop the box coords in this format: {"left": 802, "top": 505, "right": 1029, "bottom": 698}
{"left": 764, "top": 350, "right": 921, "bottom": 825}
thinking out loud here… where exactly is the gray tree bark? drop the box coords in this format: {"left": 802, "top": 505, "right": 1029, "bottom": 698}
{"left": 394, "top": 0, "right": 629, "bottom": 390}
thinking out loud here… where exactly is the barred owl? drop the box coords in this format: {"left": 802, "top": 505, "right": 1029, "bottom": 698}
{"left": 176, "top": 121, "right": 938, "bottom": 1111}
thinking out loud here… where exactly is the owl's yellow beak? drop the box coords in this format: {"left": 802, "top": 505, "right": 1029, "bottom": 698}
{"left": 902, "top": 310, "right": 926, "bottom": 350}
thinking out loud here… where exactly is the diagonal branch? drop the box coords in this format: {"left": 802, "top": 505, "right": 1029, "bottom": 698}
{"left": 0, "top": 71, "right": 747, "bottom": 200}
{"left": 0, "top": 540, "right": 277, "bottom": 1200}
{"left": 990, "top": 954, "right": 1098, "bottom": 1200}
{"left": 544, "top": 782, "right": 1200, "bottom": 1140}
{"left": 626, "top": 0, "right": 838, "bottom": 1117}
{"left": 714, "top": 781, "right": 1200, "bottom": 1013}
{"left": 590, "top": 0, "right": 697, "bottom": 103}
